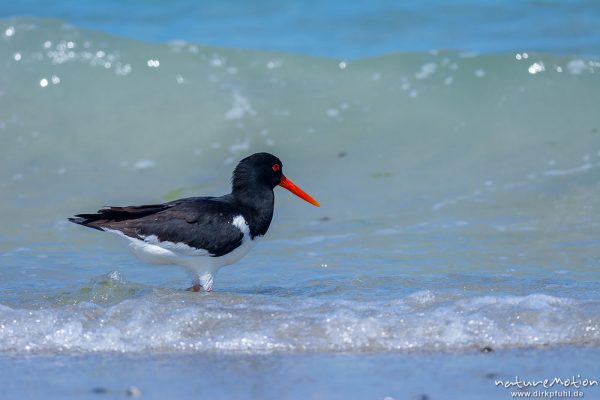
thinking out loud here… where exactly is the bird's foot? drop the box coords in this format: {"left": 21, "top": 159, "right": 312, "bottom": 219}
{"left": 185, "top": 273, "right": 214, "bottom": 293}
{"left": 185, "top": 283, "right": 214, "bottom": 292}
{"left": 186, "top": 284, "right": 201, "bottom": 292}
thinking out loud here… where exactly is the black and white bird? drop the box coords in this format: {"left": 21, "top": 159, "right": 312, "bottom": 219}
{"left": 69, "top": 152, "right": 320, "bottom": 291}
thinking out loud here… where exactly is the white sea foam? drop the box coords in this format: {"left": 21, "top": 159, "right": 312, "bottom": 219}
{"left": 133, "top": 159, "right": 157, "bottom": 170}
{"left": 567, "top": 59, "right": 587, "bottom": 75}
{"left": 415, "top": 62, "right": 437, "bottom": 79}
{"left": 543, "top": 163, "right": 593, "bottom": 176}
{"left": 0, "top": 289, "right": 598, "bottom": 354}
{"left": 225, "top": 91, "right": 256, "bottom": 120}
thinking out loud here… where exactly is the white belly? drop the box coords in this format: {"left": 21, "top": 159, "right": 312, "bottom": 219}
{"left": 104, "top": 215, "right": 260, "bottom": 290}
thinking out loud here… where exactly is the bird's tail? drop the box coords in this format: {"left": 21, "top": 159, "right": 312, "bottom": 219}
{"left": 68, "top": 203, "right": 172, "bottom": 230}
{"left": 68, "top": 213, "right": 106, "bottom": 230}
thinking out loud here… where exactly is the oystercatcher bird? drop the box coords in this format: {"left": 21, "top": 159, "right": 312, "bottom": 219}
{"left": 69, "top": 152, "right": 319, "bottom": 291}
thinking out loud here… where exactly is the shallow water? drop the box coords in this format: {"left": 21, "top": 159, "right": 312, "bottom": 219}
{"left": 2, "top": 347, "right": 600, "bottom": 399}
{"left": 2, "top": 16, "right": 600, "bottom": 353}
{"left": 1, "top": 15, "right": 600, "bottom": 398}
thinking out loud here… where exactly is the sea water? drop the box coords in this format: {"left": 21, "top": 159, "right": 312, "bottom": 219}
{"left": 1, "top": 11, "right": 600, "bottom": 400}
{"left": 3, "top": 0, "right": 600, "bottom": 58}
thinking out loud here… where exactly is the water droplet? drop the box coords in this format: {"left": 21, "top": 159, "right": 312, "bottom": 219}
{"left": 528, "top": 62, "right": 545, "bottom": 74}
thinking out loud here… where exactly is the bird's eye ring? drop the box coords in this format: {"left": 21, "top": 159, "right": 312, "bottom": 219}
{"left": 272, "top": 164, "right": 280, "bottom": 172}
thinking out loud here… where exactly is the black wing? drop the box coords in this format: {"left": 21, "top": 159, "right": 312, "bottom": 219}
{"left": 69, "top": 197, "right": 245, "bottom": 257}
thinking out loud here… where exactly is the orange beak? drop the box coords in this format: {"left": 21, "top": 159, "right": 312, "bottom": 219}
{"left": 278, "top": 176, "right": 320, "bottom": 207}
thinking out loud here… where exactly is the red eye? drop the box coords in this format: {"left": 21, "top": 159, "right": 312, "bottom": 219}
{"left": 272, "top": 164, "right": 280, "bottom": 172}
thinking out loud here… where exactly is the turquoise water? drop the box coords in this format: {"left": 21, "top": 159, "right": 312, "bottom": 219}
{"left": 3, "top": 0, "right": 600, "bottom": 57}
{"left": 1, "top": 7, "right": 600, "bottom": 400}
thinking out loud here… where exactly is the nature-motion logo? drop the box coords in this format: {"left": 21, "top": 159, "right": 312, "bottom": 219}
{"left": 494, "top": 375, "right": 598, "bottom": 398}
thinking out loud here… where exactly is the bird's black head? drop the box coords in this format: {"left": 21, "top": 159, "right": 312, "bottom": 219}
{"left": 231, "top": 152, "right": 320, "bottom": 207}
{"left": 232, "top": 152, "right": 283, "bottom": 192}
